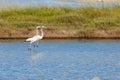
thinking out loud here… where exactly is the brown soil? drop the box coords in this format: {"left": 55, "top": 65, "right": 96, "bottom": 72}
{"left": 0, "top": 28, "right": 120, "bottom": 39}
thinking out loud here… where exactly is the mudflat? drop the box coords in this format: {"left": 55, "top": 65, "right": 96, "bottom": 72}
{"left": 1, "top": 28, "right": 120, "bottom": 39}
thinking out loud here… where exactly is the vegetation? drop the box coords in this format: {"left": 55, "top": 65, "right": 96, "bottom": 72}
{"left": 0, "top": 6, "right": 120, "bottom": 30}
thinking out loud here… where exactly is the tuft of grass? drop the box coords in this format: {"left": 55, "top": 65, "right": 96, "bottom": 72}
{"left": 0, "top": 6, "right": 120, "bottom": 30}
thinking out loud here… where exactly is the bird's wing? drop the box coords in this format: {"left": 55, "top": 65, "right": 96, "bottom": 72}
{"left": 26, "top": 37, "right": 34, "bottom": 42}
{"left": 26, "top": 35, "right": 38, "bottom": 41}
{"left": 26, "top": 35, "right": 43, "bottom": 43}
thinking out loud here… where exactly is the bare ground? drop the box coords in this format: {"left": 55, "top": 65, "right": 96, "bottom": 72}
{"left": 0, "top": 28, "right": 120, "bottom": 39}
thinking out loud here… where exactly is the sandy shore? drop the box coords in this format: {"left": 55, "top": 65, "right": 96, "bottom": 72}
{"left": 0, "top": 28, "right": 120, "bottom": 39}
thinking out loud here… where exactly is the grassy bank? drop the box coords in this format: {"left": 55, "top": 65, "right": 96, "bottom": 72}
{"left": 0, "top": 6, "right": 120, "bottom": 39}
{"left": 0, "top": 6, "right": 120, "bottom": 30}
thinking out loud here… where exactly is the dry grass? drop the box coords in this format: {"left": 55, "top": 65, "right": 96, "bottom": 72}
{"left": 0, "top": 6, "right": 120, "bottom": 30}
{"left": 0, "top": 6, "right": 120, "bottom": 38}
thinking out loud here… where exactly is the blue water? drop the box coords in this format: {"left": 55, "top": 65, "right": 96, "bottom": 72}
{"left": 0, "top": 40, "right": 120, "bottom": 80}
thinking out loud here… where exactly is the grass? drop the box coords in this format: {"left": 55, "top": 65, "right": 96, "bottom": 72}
{"left": 0, "top": 6, "right": 120, "bottom": 30}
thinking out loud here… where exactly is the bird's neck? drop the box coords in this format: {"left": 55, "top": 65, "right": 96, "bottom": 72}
{"left": 36, "top": 28, "right": 44, "bottom": 37}
{"left": 36, "top": 28, "right": 39, "bottom": 35}
{"left": 41, "top": 28, "right": 43, "bottom": 37}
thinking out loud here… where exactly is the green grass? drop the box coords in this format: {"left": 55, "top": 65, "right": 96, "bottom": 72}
{"left": 0, "top": 6, "right": 120, "bottom": 30}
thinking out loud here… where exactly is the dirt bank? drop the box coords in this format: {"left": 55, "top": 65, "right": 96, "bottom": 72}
{"left": 0, "top": 28, "right": 120, "bottom": 39}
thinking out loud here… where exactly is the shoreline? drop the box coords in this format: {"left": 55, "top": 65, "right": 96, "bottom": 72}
{"left": 1, "top": 35, "right": 120, "bottom": 40}
{"left": 1, "top": 28, "right": 120, "bottom": 40}
{"left": 1, "top": 37, "right": 120, "bottom": 43}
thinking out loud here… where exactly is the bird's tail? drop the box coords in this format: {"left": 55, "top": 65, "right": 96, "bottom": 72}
{"left": 24, "top": 41, "right": 27, "bottom": 43}
{"left": 24, "top": 40, "right": 30, "bottom": 43}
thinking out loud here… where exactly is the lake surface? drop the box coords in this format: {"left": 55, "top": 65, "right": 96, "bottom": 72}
{"left": 0, "top": 40, "right": 120, "bottom": 80}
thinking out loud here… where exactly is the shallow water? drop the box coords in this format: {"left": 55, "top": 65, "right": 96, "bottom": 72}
{"left": 0, "top": 40, "right": 120, "bottom": 80}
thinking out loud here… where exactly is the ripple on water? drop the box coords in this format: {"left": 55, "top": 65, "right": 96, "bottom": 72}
{"left": 0, "top": 41, "right": 120, "bottom": 80}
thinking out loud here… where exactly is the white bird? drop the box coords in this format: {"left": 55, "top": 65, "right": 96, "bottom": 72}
{"left": 25, "top": 26, "right": 45, "bottom": 52}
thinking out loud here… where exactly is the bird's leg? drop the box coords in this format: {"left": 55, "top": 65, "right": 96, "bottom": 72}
{"left": 33, "top": 43, "right": 37, "bottom": 53}
{"left": 33, "top": 41, "right": 39, "bottom": 48}
{"left": 28, "top": 43, "right": 32, "bottom": 55}
{"left": 34, "top": 44, "right": 36, "bottom": 48}
{"left": 28, "top": 43, "right": 32, "bottom": 50}
{"left": 36, "top": 41, "right": 39, "bottom": 52}
{"left": 36, "top": 41, "right": 39, "bottom": 48}
{"left": 34, "top": 41, "right": 39, "bottom": 53}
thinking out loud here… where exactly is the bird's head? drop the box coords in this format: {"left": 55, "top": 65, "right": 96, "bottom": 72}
{"left": 41, "top": 26, "right": 46, "bottom": 28}
{"left": 36, "top": 26, "right": 41, "bottom": 29}
{"left": 36, "top": 26, "right": 46, "bottom": 29}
